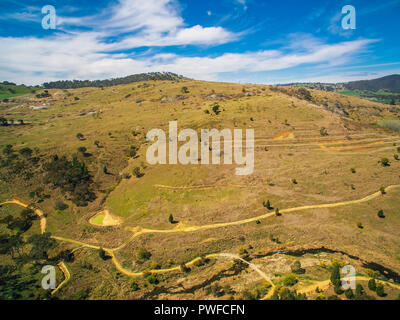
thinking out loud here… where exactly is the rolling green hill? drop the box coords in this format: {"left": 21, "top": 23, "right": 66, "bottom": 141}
{"left": 0, "top": 82, "right": 38, "bottom": 100}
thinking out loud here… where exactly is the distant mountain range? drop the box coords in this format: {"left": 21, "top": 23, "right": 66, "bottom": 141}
{"left": 283, "top": 74, "right": 400, "bottom": 93}
{"left": 345, "top": 75, "right": 400, "bottom": 93}
{"left": 281, "top": 75, "right": 400, "bottom": 104}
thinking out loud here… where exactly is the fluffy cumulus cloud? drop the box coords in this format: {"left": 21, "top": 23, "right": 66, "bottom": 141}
{"left": 0, "top": 0, "right": 378, "bottom": 85}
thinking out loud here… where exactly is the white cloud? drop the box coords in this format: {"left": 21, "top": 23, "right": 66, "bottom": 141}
{"left": 57, "top": 0, "right": 237, "bottom": 49}
{"left": 0, "top": 31, "right": 377, "bottom": 85}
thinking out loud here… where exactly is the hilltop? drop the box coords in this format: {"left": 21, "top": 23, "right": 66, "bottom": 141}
{"left": 42, "top": 72, "right": 186, "bottom": 89}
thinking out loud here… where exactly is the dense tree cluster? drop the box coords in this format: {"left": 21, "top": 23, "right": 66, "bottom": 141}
{"left": 43, "top": 155, "right": 96, "bottom": 206}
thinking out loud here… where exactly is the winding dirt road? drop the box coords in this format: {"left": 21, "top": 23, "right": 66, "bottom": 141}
{"left": 2, "top": 184, "right": 400, "bottom": 297}
{"left": 0, "top": 199, "right": 46, "bottom": 234}
{"left": 51, "top": 261, "right": 70, "bottom": 295}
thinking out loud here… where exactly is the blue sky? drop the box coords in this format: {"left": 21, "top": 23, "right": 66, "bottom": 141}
{"left": 0, "top": 0, "right": 399, "bottom": 85}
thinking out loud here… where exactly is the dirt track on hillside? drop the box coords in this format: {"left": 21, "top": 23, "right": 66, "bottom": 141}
{"left": 2, "top": 184, "right": 400, "bottom": 298}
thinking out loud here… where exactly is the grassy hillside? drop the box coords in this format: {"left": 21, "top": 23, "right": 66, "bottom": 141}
{"left": 0, "top": 82, "right": 38, "bottom": 100}
{"left": 1, "top": 80, "right": 400, "bottom": 300}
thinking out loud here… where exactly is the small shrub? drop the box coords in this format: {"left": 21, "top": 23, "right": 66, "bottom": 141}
{"left": 380, "top": 158, "right": 390, "bottom": 166}
{"left": 133, "top": 167, "right": 144, "bottom": 178}
{"left": 78, "top": 147, "right": 87, "bottom": 153}
{"left": 238, "top": 247, "right": 248, "bottom": 256}
{"left": 130, "top": 281, "right": 139, "bottom": 291}
{"left": 282, "top": 273, "right": 298, "bottom": 287}
{"left": 380, "top": 187, "right": 386, "bottom": 195}
{"left": 180, "top": 263, "right": 190, "bottom": 273}
{"left": 356, "top": 221, "right": 363, "bottom": 229}
{"left": 290, "top": 260, "right": 302, "bottom": 274}
{"left": 147, "top": 274, "right": 158, "bottom": 285}
{"left": 137, "top": 248, "right": 151, "bottom": 261}
{"left": 350, "top": 168, "right": 356, "bottom": 173}
{"left": 55, "top": 200, "right": 68, "bottom": 211}
{"left": 212, "top": 104, "right": 221, "bottom": 115}
{"left": 76, "top": 133, "right": 84, "bottom": 140}
{"left": 150, "top": 261, "right": 160, "bottom": 270}
{"left": 263, "top": 200, "right": 272, "bottom": 210}
{"left": 181, "top": 86, "right": 189, "bottom": 94}
{"left": 320, "top": 127, "right": 328, "bottom": 136}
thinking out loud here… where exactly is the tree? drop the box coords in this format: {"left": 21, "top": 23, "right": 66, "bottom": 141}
{"left": 356, "top": 284, "right": 364, "bottom": 297}
{"left": 368, "top": 278, "right": 376, "bottom": 291}
{"left": 376, "top": 284, "right": 385, "bottom": 297}
{"left": 2, "top": 144, "right": 13, "bottom": 155}
{"left": 77, "top": 147, "right": 87, "bottom": 153}
{"left": 330, "top": 264, "right": 341, "bottom": 288}
{"left": 168, "top": 214, "right": 174, "bottom": 224}
{"left": 275, "top": 208, "right": 281, "bottom": 216}
{"left": 19, "top": 147, "right": 32, "bottom": 158}
{"left": 76, "top": 133, "right": 84, "bottom": 140}
{"left": 99, "top": 248, "right": 107, "bottom": 260}
{"left": 344, "top": 288, "right": 354, "bottom": 299}
{"left": 263, "top": 200, "right": 272, "bottom": 210}
{"left": 377, "top": 210, "right": 385, "bottom": 218}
